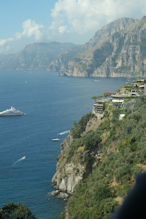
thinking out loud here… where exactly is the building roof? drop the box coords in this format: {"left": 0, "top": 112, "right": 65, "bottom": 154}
{"left": 112, "top": 99, "right": 124, "bottom": 103}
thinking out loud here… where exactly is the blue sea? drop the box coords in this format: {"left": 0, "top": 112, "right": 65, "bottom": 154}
{"left": 0, "top": 71, "right": 126, "bottom": 219}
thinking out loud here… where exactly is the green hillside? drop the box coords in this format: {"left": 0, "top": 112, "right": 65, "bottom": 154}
{"left": 60, "top": 97, "right": 146, "bottom": 219}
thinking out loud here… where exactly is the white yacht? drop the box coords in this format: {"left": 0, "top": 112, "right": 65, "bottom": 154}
{"left": 0, "top": 106, "right": 24, "bottom": 116}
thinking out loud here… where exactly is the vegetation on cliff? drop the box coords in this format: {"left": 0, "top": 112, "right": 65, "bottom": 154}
{"left": 60, "top": 97, "right": 146, "bottom": 219}
{"left": 71, "top": 113, "right": 95, "bottom": 138}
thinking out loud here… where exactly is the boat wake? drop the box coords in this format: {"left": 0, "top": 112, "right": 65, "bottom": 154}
{"left": 58, "top": 130, "right": 70, "bottom": 136}
{"left": 12, "top": 156, "right": 26, "bottom": 166}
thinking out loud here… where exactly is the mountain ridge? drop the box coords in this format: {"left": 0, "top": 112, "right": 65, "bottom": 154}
{"left": 0, "top": 17, "right": 145, "bottom": 78}
{"left": 56, "top": 16, "right": 146, "bottom": 78}
{"left": 0, "top": 42, "right": 78, "bottom": 71}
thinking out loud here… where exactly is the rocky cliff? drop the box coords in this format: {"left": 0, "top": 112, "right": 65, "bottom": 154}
{"left": 52, "top": 131, "right": 89, "bottom": 199}
{"left": 0, "top": 42, "right": 77, "bottom": 71}
{"left": 1, "top": 17, "right": 145, "bottom": 77}
{"left": 55, "top": 17, "right": 146, "bottom": 78}
{"left": 52, "top": 115, "right": 102, "bottom": 199}
{"left": 53, "top": 95, "right": 146, "bottom": 219}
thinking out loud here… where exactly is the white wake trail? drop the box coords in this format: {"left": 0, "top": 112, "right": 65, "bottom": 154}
{"left": 58, "top": 130, "right": 70, "bottom": 136}
{"left": 13, "top": 156, "right": 26, "bottom": 166}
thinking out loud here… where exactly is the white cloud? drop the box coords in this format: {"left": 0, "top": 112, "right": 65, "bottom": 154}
{"left": 58, "top": 25, "right": 67, "bottom": 34}
{"left": 0, "top": 37, "right": 14, "bottom": 47}
{"left": 0, "top": 0, "right": 146, "bottom": 53}
{"left": 20, "top": 19, "right": 44, "bottom": 40}
{"left": 0, "top": 19, "right": 44, "bottom": 53}
{"left": 50, "top": 0, "right": 146, "bottom": 34}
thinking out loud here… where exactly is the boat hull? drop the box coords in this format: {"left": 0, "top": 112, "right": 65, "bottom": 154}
{"left": 0, "top": 107, "right": 25, "bottom": 116}
{"left": 0, "top": 113, "right": 24, "bottom": 116}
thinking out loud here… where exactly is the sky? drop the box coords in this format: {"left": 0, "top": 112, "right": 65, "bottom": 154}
{"left": 0, "top": 0, "right": 146, "bottom": 54}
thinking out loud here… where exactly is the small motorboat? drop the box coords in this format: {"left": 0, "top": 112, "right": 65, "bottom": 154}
{"left": 51, "top": 138, "right": 60, "bottom": 142}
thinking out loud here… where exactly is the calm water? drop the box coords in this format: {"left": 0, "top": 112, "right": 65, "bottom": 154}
{"left": 0, "top": 71, "right": 126, "bottom": 218}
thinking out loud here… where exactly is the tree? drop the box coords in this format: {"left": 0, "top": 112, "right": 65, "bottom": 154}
{"left": 0, "top": 203, "right": 37, "bottom": 219}
{"left": 91, "top": 96, "right": 103, "bottom": 102}
{"left": 83, "top": 130, "right": 101, "bottom": 151}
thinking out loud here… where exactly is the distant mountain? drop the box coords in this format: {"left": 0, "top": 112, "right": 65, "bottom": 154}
{"left": 52, "top": 17, "right": 146, "bottom": 78}
{"left": 0, "top": 42, "right": 78, "bottom": 71}
{"left": 0, "top": 17, "right": 146, "bottom": 78}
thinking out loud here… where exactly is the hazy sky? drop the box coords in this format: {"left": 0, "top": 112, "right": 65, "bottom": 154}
{"left": 0, "top": 0, "right": 146, "bottom": 53}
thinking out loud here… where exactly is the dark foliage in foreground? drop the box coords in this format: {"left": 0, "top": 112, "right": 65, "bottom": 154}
{"left": 110, "top": 172, "right": 146, "bottom": 219}
{"left": 0, "top": 203, "right": 37, "bottom": 219}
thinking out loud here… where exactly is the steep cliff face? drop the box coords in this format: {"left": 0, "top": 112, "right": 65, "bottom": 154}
{"left": 1, "top": 17, "right": 145, "bottom": 77}
{"left": 52, "top": 133, "right": 87, "bottom": 198}
{"left": 52, "top": 155, "right": 87, "bottom": 197}
{"left": 0, "top": 42, "right": 77, "bottom": 71}
{"left": 52, "top": 116, "right": 102, "bottom": 198}
{"left": 57, "top": 97, "right": 146, "bottom": 219}
{"left": 52, "top": 90, "right": 145, "bottom": 203}
{"left": 86, "top": 17, "right": 135, "bottom": 49}
{"left": 58, "top": 17, "right": 146, "bottom": 78}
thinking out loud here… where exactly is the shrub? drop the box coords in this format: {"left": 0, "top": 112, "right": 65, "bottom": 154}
{"left": 83, "top": 130, "right": 101, "bottom": 151}
{"left": 0, "top": 203, "right": 36, "bottom": 219}
{"left": 64, "top": 97, "right": 146, "bottom": 219}
{"left": 71, "top": 113, "right": 94, "bottom": 138}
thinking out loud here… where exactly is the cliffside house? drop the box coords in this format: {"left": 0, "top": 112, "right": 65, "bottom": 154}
{"left": 112, "top": 99, "right": 124, "bottom": 108}
{"left": 93, "top": 101, "right": 105, "bottom": 114}
{"left": 131, "top": 90, "right": 140, "bottom": 97}
{"left": 134, "top": 79, "right": 144, "bottom": 88}
{"left": 144, "top": 84, "right": 146, "bottom": 96}
{"left": 136, "top": 79, "right": 144, "bottom": 84}
{"left": 111, "top": 90, "right": 140, "bottom": 99}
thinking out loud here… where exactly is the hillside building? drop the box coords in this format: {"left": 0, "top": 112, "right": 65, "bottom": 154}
{"left": 144, "top": 84, "right": 146, "bottom": 96}
{"left": 112, "top": 99, "right": 124, "bottom": 108}
{"left": 93, "top": 101, "right": 105, "bottom": 114}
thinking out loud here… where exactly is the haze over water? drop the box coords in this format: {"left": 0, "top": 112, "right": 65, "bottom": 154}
{"left": 0, "top": 71, "right": 126, "bottom": 218}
